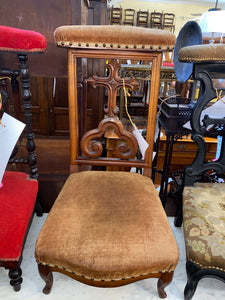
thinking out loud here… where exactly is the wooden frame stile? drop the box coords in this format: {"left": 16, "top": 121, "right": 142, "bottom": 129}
{"left": 67, "top": 47, "right": 162, "bottom": 177}
{"left": 68, "top": 49, "right": 79, "bottom": 173}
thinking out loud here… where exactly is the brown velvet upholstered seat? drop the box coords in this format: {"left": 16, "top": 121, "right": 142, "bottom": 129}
{"left": 35, "top": 25, "right": 179, "bottom": 298}
{"left": 36, "top": 171, "right": 178, "bottom": 281}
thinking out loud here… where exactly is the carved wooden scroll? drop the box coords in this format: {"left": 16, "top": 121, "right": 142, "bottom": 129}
{"left": 80, "top": 117, "right": 138, "bottom": 159}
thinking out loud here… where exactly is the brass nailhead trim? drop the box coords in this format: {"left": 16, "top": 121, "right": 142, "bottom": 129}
{"left": 55, "top": 41, "right": 175, "bottom": 51}
{"left": 37, "top": 262, "right": 172, "bottom": 282}
{"left": 189, "top": 259, "right": 225, "bottom": 272}
{"left": 180, "top": 57, "right": 225, "bottom": 63}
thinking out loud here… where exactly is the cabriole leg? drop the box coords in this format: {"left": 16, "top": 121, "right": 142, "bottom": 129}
{"left": 38, "top": 264, "right": 53, "bottom": 294}
{"left": 157, "top": 272, "right": 173, "bottom": 298}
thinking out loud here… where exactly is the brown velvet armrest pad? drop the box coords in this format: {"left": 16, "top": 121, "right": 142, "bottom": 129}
{"left": 54, "top": 25, "right": 176, "bottom": 50}
{"left": 179, "top": 44, "right": 225, "bottom": 63}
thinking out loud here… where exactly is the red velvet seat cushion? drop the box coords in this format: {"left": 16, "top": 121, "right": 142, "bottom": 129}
{"left": 0, "top": 25, "right": 47, "bottom": 53}
{"left": 0, "top": 171, "right": 38, "bottom": 261}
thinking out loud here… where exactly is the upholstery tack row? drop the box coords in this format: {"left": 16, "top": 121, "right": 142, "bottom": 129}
{"left": 37, "top": 262, "right": 171, "bottom": 282}
{"left": 56, "top": 42, "right": 172, "bottom": 51}
{"left": 189, "top": 258, "right": 225, "bottom": 272}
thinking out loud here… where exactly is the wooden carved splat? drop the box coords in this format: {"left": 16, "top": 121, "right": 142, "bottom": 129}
{"left": 80, "top": 117, "right": 138, "bottom": 159}
{"left": 87, "top": 59, "right": 139, "bottom": 117}
{"left": 82, "top": 59, "right": 140, "bottom": 160}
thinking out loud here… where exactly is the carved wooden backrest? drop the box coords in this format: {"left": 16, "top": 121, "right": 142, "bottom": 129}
{"left": 150, "top": 11, "right": 163, "bottom": 29}
{"left": 123, "top": 9, "right": 135, "bottom": 25}
{"left": 67, "top": 48, "right": 162, "bottom": 178}
{"left": 162, "top": 13, "right": 175, "bottom": 32}
{"left": 137, "top": 10, "right": 149, "bottom": 27}
{"left": 110, "top": 6, "right": 122, "bottom": 25}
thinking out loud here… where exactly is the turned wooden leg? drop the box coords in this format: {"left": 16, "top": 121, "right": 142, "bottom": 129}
{"left": 8, "top": 267, "right": 23, "bottom": 291}
{"left": 38, "top": 264, "right": 53, "bottom": 294}
{"left": 157, "top": 272, "right": 173, "bottom": 298}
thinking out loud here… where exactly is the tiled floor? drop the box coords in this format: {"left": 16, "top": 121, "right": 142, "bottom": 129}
{"left": 0, "top": 215, "right": 224, "bottom": 300}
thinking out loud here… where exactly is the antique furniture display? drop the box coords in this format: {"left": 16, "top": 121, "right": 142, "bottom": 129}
{"left": 108, "top": 6, "right": 175, "bottom": 31}
{"left": 177, "top": 23, "right": 225, "bottom": 299}
{"left": 35, "top": 25, "right": 179, "bottom": 298}
{"left": 0, "top": 25, "right": 46, "bottom": 291}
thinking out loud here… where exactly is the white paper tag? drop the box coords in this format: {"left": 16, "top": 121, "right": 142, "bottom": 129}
{"left": 0, "top": 113, "right": 25, "bottom": 184}
{"left": 133, "top": 124, "right": 149, "bottom": 159}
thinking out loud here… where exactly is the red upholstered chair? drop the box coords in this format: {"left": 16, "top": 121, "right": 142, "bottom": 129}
{"left": 0, "top": 25, "right": 46, "bottom": 291}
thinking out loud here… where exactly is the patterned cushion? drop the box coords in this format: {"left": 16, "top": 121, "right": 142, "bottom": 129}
{"left": 183, "top": 182, "right": 225, "bottom": 271}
